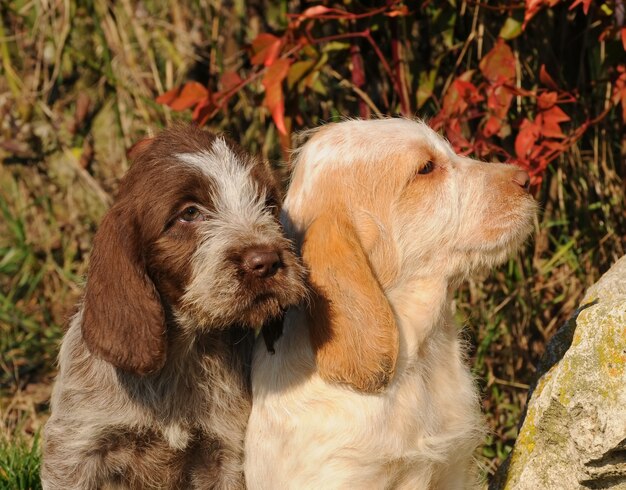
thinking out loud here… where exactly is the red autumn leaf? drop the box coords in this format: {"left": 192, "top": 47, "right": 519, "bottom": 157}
{"left": 221, "top": 71, "right": 243, "bottom": 92}
{"left": 598, "top": 26, "right": 612, "bottom": 43}
{"left": 192, "top": 98, "right": 217, "bottom": 125}
{"left": 515, "top": 118, "right": 541, "bottom": 159}
{"left": 262, "top": 58, "right": 291, "bottom": 135}
{"left": 456, "top": 79, "right": 482, "bottom": 102}
{"left": 444, "top": 119, "right": 471, "bottom": 154}
{"left": 535, "top": 113, "right": 561, "bottom": 139}
{"left": 621, "top": 28, "right": 626, "bottom": 51}
{"left": 251, "top": 33, "right": 282, "bottom": 67}
{"left": 529, "top": 142, "right": 549, "bottom": 162}
{"left": 539, "top": 64, "right": 559, "bottom": 90}
{"left": 487, "top": 85, "right": 514, "bottom": 117}
{"left": 169, "top": 82, "right": 209, "bottom": 111}
{"left": 479, "top": 39, "right": 515, "bottom": 83}
{"left": 385, "top": 5, "right": 410, "bottom": 17}
{"left": 159, "top": 82, "right": 209, "bottom": 111}
{"left": 440, "top": 73, "right": 480, "bottom": 117}
{"left": 523, "top": 0, "right": 544, "bottom": 29}
{"left": 483, "top": 115, "right": 503, "bottom": 137}
{"left": 441, "top": 85, "right": 466, "bottom": 117}
{"left": 523, "top": 0, "right": 562, "bottom": 29}
{"left": 156, "top": 87, "right": 180, "bottom": 106}
{"left": 543, "top": 104, "right": 570, "bottom": 124}
{"left": 537, "top": 91, "right": 558, "bottom": 110}
{"left": 539, "top": 105, "right": 570, "bottom": 138}
{"left": 569, "top": 0, "right": 592, "bottom": 15}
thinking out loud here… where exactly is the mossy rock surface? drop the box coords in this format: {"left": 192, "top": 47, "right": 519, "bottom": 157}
{"left": 492, "top": 255, "right": 626, "bottom": 490}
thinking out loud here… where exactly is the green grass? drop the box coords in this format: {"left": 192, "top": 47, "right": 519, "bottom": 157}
{"left": 0, "top": 432, "right": 41, "bottom": 490}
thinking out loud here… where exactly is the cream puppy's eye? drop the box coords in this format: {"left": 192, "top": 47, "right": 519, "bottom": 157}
{"left": 417, "top": 161, "right": 435, "bottom": 175}
{"left": 179, "top": 206, "right": 202, "bottom": 222}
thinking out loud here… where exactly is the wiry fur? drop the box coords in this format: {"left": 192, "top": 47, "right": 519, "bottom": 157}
{"left": 245, "top": 119, "right": 537, "bottom": 489}
{"left": 42, "top": 125, "right": 305, "bottom": 489}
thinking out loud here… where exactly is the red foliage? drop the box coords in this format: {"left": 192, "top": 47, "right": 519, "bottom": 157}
{"left": 523, "top": 0, "right": 561, "bottom": 29}
{"left": 262, "top": 59, "right": 291, "bottom": 135}
{"left": 156, "top": 82, "right": 209, "bottom": 111}
{"left": 156, "top": 0, "right": 624, "bottom": 186}
{"left": 251, "top": 34, "right": 282, "bottom": 67}
{"left": 569, "top": 0, "right": 592, "bottom": 14}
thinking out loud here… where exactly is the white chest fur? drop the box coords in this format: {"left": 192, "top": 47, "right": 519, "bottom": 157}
{"left": 244, "top": 306, "right": 483, "bottom": 490}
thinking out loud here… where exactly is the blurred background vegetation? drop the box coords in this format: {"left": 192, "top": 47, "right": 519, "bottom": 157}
{"left": 0, "top": 0, "right": 624, "bottom": 488}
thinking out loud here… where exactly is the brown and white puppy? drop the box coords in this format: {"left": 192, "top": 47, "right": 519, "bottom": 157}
{"left": 42, "top": 126, "right": 305, "bottom": 490}
{"left": 245, "top": 119, "right": 536, "bottom": 489}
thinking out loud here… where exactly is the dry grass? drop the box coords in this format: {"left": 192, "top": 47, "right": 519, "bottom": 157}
{"left": 1, "top": 0, "right": 624, "bottom": 487}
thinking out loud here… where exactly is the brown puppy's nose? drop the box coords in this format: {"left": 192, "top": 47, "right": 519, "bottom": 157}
{"left": 241, "top": 249, "right": 281, "bottom": 278}
{"left": 512, "top": 170, "right": 530, "bottom": 191}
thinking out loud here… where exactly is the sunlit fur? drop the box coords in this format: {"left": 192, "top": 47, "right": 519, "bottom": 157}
{"left": 245, "top": 118, "right": 537, "bottom": 489}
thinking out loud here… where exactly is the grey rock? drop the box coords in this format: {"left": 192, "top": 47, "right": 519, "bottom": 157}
{"left": 492, "top": 255, "right": 626, "bottom": 490}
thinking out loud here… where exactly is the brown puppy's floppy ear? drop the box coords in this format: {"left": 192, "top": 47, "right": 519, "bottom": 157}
{"left": 82, "top": 207, "right": 166, "bottom": 375}
{"left": 303, "top": 213, "right": 398, "bottom": 393}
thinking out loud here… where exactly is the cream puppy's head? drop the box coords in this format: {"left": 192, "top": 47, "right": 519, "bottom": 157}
{"left": 284, "top": 118, "right": 537, "bottom": 393}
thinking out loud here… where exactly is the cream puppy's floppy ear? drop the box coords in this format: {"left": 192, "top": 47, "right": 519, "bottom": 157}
{"left": 303, "top": 213, "right": 398, "bottom": 393}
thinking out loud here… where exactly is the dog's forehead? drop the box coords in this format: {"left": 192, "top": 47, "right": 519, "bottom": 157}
{"left": 130, "top": 127, "right": 267, "bottom": 186}
{"left": 288, "top": 119, "right": 455, "bottom": 209}
{"left": 173, "top": 139, "right": 277, "bottom": 223}
{"left": 296, "top": 119, "right": 453, "bottom": 177}
{"left": 176, "top": 138, "right": 251, "bottom": 183}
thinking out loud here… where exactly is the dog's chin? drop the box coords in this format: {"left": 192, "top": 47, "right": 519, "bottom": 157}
{"left": 235, "top": 294, "right": 284, "bottom": 328}
{"left": 181, "top": 282, "right": 306, "bottom": 331}
{"left": 453, "top": 218, "right": 534, "bottom": 279}
{"left": 236, "top": 278, "right": 308, "bottom": 327}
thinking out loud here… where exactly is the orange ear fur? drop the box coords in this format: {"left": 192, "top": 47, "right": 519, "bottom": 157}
{"left": 82, "top": 208, "right": 167, "bottom": 375}
{"left": 303, "top": 214, "right": 398, "bottom": 393}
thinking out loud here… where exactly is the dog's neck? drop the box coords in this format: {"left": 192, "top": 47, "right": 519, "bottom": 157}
{"left": 116, "top": 320, "right": 253, "bottom": 407}
{"left": 387, "top": 276, "right": 453, "bottom": 360}
{"left": 165, "top": 320, "right": 252, "bottom": 374}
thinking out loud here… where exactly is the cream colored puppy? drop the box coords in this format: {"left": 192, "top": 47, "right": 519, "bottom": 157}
{"left": 245, "top": 119, "right": 536, "bottom": 489}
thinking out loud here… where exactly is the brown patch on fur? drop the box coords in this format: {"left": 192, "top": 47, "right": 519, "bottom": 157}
{"left": 304, "top": 214, "right": 398, "bottom": 393}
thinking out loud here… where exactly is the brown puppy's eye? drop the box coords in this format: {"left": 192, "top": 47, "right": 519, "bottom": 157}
{"left": 418, "top": 161, "right": 435, "bottom": 175}
{"left": 179, "top": 206, "right": 202, "bottom": 222}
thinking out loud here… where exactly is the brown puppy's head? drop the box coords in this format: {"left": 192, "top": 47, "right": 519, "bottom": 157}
{"left": 82, "top": 125, "right": 306, "bottom": 375}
